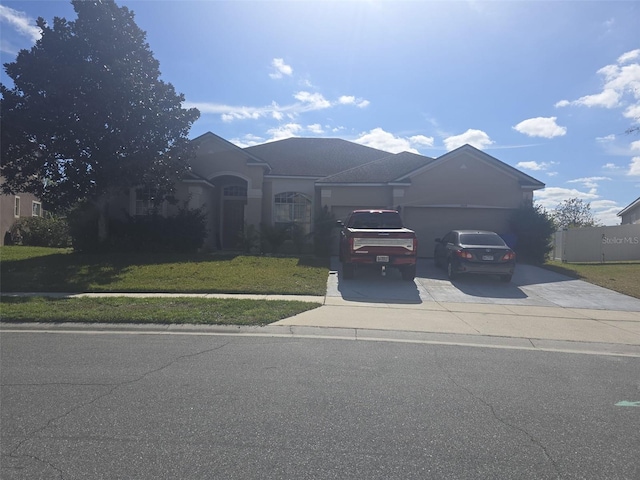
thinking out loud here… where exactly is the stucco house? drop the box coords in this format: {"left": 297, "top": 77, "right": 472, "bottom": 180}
{"left": 117, "top": 132, "right": 545, "bottom": 257}
{"left": 618, "top": 197, "right": 640, "bottom": 225}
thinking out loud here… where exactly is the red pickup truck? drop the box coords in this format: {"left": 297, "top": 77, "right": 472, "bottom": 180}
{"left": 337, "top": 209, "right": 418, "bottom": 281}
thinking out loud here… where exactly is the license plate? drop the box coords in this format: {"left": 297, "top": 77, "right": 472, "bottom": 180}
{"left": 376, "top": 255, "right": 389, "bottom": 263}
{"left": 482, "top": 255, "right": 494, "bottom": 261}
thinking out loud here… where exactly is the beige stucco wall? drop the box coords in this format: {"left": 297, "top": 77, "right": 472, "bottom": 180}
{"left": 262, "top": 177, "right": 317, "bottom": 225}
{"left": 402, "top": 151, "right": 525, "bottom": 209}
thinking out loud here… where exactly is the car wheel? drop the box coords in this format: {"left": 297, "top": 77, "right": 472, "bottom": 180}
{"left": 447, "top": 260, "right": 457, "bottom": 280}
{"left": 342, "top": 263, "right": 355, "bottom": 279}
{"left": 401, "top": 265, "right": 416, "bottom": 281}
{"left": 500, "top": 274, "right": 512, "bottom": 283}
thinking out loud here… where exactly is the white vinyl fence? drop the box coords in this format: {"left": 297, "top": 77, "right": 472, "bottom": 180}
{"left": 551, "top": 224, "right": 640, "bottom": 262}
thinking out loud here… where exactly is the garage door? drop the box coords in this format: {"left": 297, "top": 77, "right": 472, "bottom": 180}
{"left": 403, "top": 207, "right": 513, "bottom": 258}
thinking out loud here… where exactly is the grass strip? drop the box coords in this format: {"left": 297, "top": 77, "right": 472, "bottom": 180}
{"left": 0, "top": 296, "right": 321, "bottom": 326}
{"left": 543, "top": 260, "right": 640, "bottom": 300}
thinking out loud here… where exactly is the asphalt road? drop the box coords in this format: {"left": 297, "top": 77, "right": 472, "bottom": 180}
{"left": 2, "top": 332, "right": 639, "bottom": 479}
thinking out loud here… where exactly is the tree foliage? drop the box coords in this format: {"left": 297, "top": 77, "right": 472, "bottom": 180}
{"left": 0, "top": 0, "right": 199, "bottom": 216}
{"left": 508, "top": 203, "right": 556, "bottom": 264}
{"left": 552, "top": 198, "right": 598, "bottom": 228}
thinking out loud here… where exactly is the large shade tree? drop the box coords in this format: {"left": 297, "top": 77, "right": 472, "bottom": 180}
{"left": 1, "top": 0, "right": 199, "bottom": 239}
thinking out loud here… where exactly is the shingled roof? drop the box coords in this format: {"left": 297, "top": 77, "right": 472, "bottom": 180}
{"left": 317, "top": 151, "right": 435, "bottom": 184}
{"left": 244, "top": 137, "right": 390, "bottom": 177}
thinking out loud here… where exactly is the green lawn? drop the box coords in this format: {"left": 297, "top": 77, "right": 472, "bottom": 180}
{"left": 543, "top": 260, "right": 640, "bottom": 300}
{"left": 0, "top": 246, "right": 328, "bottom": 325}
{"left": 0, "top": 246, "right": 329, "bottom": 295}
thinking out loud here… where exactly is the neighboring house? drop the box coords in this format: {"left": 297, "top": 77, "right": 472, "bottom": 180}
{"left": 0, "top": 177, "right": 43, "bottom": 246}
{"left": 116, "top": 132, "right": 545, "bottom": 257}
{"left": 618, "top": 197, "right": 640, "bottom": 225}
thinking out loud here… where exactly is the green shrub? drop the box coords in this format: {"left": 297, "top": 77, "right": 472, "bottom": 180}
{"left": 508, "top": 203, "right": 556, "bottom": 264}
{"left": 10, "top": 215, "right": 71, "bottom": 248}
{"left": 67, "top": 201, "right": 207, "bottom": 253}
{"left": 312, "top": 205, "right": 335, "bottom": 257}
{"left": 109, "top": 206, "right": 207, "bottom": 253}
{"left": 67, "top": 201, "right": 101, "bottom": 252}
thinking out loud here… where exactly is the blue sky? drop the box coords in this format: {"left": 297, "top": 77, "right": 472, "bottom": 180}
{"left": 2, "top": 1, "right": 639, "bottom": 225}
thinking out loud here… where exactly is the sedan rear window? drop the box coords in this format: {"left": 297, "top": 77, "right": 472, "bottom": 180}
{"left": 459, "top": 233, "right": 506, "bottom": 246}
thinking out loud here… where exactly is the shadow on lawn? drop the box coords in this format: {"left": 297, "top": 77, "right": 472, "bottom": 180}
{"left": 0, "top": 252, "right": 242, "bottom": 292}
{"left": 0, "top": 251, "right": 329, "bottom": 293}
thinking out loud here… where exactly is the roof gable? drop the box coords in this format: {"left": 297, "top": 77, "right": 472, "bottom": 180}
{"left": 408, "top": 144, "right": 545, "bottom": 189}
{"left": 618, "top": 196, "right": 640, "bottom": 217}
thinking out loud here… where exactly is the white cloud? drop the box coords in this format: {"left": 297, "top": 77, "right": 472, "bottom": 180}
{"left": 603, "top": 162, "right": 621, "bottom": 170}
{"left": 596, "top": 134, "right": 616, "bottom": 143}
{"left": 443, "top": 129, "right": 494, "bottom": 151}
{"left": 269, "top": 58, "right": 293, "bottom": 79}
{"left": 513, "top": 117, "right": 567, "bottom": 138}
{"left": 354, "top": 128, "right": 434, "bottom": 154}
{"left": 631, "top": 140, "right": 640, "bottom": 151}
{"left": 293, "top": 91, "right": 331, "bottom": 110}
{"left": 567, "top": 176, "right": 611, "bottom": 192}
{"left": 409, "top": 135, "right": 434, "bottom": 147}
{"left": 307, "top": 123, "right": 324, "bottom": 134}
{"left": 0, "top": 5, "right": 41, "bottom": 44}
{"left": 186, "top": 89, "right": 369, "bottom": 122}
{"left": 618, "top": 49, "right": 640, "bottom": 64}
{"left": 338, "top": 95, "right": 369, "bottom": 108}
{"left": 266, "top": 123, "right": 303, "bottom": 141}
{"left": 557, "top": 49, "right": 640, "bottom": 121}
{"left": 516, "top": 161, "right": 556, "bottom": 171}
{"left": 534, "top": 187, "right": 599, "bottom": 210}
{"left": 628, "top": 157, "right": 640, "bottom": 176}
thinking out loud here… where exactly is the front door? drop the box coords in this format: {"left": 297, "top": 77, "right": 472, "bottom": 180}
{"left": 222, "top": 199, "right": 245, "bottom": 249}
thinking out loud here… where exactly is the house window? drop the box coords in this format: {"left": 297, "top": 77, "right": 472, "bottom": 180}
{"left": 135, "top": 187, "right": 159, "bottom": 216}
{"left": 14, "top": 196, "right": 20, "bottom": 217}
{"left": 274, "top": 192, "right": 312, "bottom": 234}
{"left": 32, "top": 201, "right": 42, "bottom": 217}
{"left": 223, "top": 185, "right": 247, "bottom": 197}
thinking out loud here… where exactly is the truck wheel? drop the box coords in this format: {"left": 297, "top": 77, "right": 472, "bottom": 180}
{"left": 401, "top": 265, "right": 416, "bottom": 281}
{"left": 342, "top": 263, "right": 355, "bottom": 279}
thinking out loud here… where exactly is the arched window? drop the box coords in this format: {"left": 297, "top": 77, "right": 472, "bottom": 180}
{"left": 274, "top": 192, "right": 312, "bottom": 234}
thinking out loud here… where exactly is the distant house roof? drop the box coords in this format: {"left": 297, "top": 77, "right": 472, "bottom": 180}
{"left": 243, "top": 137, "right": 390, "bottom": 177}
{"left": 618, "top": 196, "right": 640, "bottom": 217}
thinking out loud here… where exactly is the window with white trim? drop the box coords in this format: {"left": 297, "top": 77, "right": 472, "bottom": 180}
{"left": 135, "top": 187, "right": 159, "bottom": 216}
{"left": 14, "top": 196, "right": 20, "bottom": 217}
{"left": 274, "top": 192, "right": 312, "bottom": 234}
{"left": 32, "top": 201, "right": 42, "bottom": 217}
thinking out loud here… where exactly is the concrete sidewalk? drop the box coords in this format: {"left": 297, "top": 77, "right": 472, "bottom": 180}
{"left": 3, "top": 259, "right": 640, "bottom": 355}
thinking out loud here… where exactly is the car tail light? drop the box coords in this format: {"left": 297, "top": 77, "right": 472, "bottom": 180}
{"left": 454, "top": 249, "right": 473, "bottom": 259}
{"left": 502, "top": 251, "right": 516, "bottom": 261}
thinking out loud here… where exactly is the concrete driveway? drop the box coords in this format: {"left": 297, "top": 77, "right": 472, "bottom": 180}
{"left": 329, "top": 257, "right": 640, "bottom": 312}
{"left": 274, "top": 257, "right": 640, "bottom": 353}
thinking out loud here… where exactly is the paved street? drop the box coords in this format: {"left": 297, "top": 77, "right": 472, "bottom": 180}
{"left": 2, "top": 332, "right": 639, "bottom": 479}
